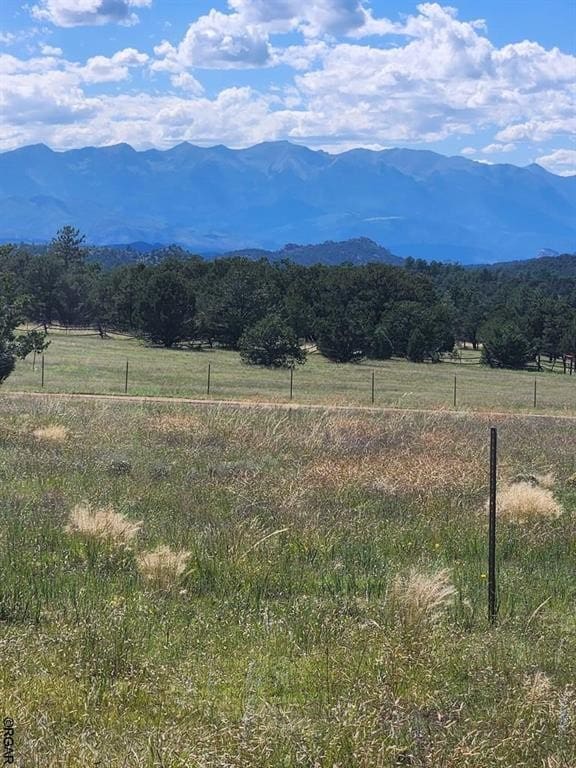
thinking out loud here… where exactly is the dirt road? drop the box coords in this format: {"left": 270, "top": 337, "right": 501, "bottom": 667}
{"left": 3, "top": 389, "right": 575, "bottom": 422}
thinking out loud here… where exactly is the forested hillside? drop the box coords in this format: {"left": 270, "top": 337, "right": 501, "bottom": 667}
{"left": 2, "top": 227, "right": 576, "bottom": 369}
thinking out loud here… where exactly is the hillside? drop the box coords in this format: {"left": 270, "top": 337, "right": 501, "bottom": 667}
{"left": 0, "top": 141, "right": 574, "bottom": 263}
{"left": 220, "top": 237, "right": 403, "bottom": 266}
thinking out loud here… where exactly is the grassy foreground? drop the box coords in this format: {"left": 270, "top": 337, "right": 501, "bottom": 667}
{"left": 0, "top": 393, "right": 574, "bottom": 766}
{"left": 6, "top": 329, "right": 576, "bottom": 415}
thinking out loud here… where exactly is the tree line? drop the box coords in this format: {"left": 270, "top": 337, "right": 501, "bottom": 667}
{"left": 1, "top": 226, "right": 576, "bottom": 372}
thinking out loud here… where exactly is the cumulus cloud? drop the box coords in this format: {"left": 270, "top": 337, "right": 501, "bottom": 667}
{"left": 153, "top": 9, "right": 272, "bottom": 71}
{"left": 152, "top": 0, "right": 370, "bottom": 73}
{"left": 536, "top": 149, "right": 576, "bottom": 176}
{"left": 481, "top": 143, "right": 516, "bottom": 154}
{"left": 40, "top": 44, "right": 63, "bottom": 56}
{"left": 288, "top": 3, "right": 576, "bottom": 145}
{"left": 30, "top": 0, "right": 152, "bottom": 28}
{"left": 170, "top": 72, "right": 205, "bottom": 96}
{"left": 80, "top": 48, "right": 148, "bottom": 83}
{"left": 1, "top": 2, "right": 575, "bottom": 163}
{"left": 0, "top": 48, "right": 148, "bottom": 133}
{"left": 228, "top": 0, "right": 368, "bottom": 37}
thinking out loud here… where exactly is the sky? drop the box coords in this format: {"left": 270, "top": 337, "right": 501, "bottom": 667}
{"left": 0, "top": 0, "right": 575, "bottom": 174}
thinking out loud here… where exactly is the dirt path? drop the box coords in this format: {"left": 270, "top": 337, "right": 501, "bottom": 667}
{"left": 3, "top": 389, "right": 576, "bottom": 422}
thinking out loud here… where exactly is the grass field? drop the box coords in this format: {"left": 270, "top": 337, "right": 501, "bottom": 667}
{"left": 0, "top": 390, "right": 575, "bottom": 766}
{"left": 5, "top": 329, "right": 576, "bottom": 415}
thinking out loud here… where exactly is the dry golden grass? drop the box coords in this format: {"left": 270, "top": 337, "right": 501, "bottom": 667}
{"left": 150, "top": 412, "right": 208, "bottom": 435}
{"left": 535, "top": 471, "right": 556, "bottom": 490}
{"left": 32, "top": 425, "right": 69, "bottom": 442}
{"left": 496, "top": 482, "right": 563, "bottom": 523}
{"left": 303, "top": 451, "right": 478, "bottom": 493}
{"left": 136, "top": 545, "right": 191, "bottom": 589}
{"left": 390, "top": 567, "right": 456, "bottom": 630}
{"left": 523, "top": 671, "right": 553, "bottom": 705}
{"left": 66, "top": 502, "right": 142, "bottom": 546}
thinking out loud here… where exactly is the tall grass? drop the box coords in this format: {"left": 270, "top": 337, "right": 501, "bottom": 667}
{"left": 0, "top": 395, "right": 574, "bottom": 766}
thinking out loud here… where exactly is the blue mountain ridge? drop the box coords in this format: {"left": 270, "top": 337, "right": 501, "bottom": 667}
{"left": 0, "top": 141, "right": 574, "bottom": 263}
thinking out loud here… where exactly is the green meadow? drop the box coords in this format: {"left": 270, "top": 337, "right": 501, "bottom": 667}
{"left": 0, "top": 387, "right": 574, "bottom": 766}
{"left": 5, "top": 329, "right": 576, "bottom": 414}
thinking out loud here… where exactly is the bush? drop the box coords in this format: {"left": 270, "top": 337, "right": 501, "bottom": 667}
{"left": 239, "top": 316, "right": 306, "bottom": 368}
{"left": 0, "top": 352, "right": 15, "bottom": 384}
{"left": 480, "top": 321, "right": 534, "bottom": 369}
{"left": 370, "top": 324, "right": 393, "bottom": 359}
{"left": 406, "top": 328, "right": 427, "bottom": 362}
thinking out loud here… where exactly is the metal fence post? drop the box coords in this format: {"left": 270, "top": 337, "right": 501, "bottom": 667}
{"left": 488, "top": 427, "right": 498, "bottom": 625}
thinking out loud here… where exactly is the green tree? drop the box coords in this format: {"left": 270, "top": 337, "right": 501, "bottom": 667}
{"left": 480, "top": 320, "right": 534, "bottom": 369}
{"left": 370, "top": 323, "right": 394, "bottom": 359}
{"left": 315, "top": 309, "right": 369, "bottom": 363}
{"left": 0, "top": 299, "right": 48, "bottom": 384}
{"left": 136, "top": 267, "right": 195, "bottom": 347}
{"left": 406, "top": 328, "right": 427, "bottom": 362}
{"left": 239, "top": 315, "right": 306, "bottom": 368}
{"left": 48, "top": 226, "right": 87, "bottom": 269}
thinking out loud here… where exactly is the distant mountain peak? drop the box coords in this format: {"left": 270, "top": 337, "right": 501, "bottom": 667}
{"left": 0, "top": 141, "right": 574, "bottom": 264}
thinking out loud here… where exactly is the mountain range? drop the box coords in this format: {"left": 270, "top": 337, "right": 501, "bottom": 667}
{"left": 1, "top": 141, "right": 574, "bottom": 263}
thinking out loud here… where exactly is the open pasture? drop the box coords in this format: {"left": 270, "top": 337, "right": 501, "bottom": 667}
{"left": 0, "top": 392, "right": 574, "bottom": 766}
{"left": 5, "top": 329, "right": 576, "bottom": 415}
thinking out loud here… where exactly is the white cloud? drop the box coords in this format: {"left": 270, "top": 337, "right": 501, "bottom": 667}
{"left": 228, "top": 0, "right": 368, "bottom": 37}
{"left": 0, "top": 48, "right": 147, "bottom": 131}
{"left": 1, "top": 2, "right": 575, "bottom": 161}
{"left": 80, "top": 48, "right": 148, "bottom": 83}
{"left": 535, "top": 149, "right": 576, "bottom": 176}
{"left": 152, "top": 1, "right": 370, "bottom": 73}
{"left": 497, "top": 117, "right": 576, "bottom": 144}
{"left": 0, "top": 31, "right": 17, "bottom": 45}
{"left": 170, "top": 72, "right": 204, "bottom": 96}
{"left": 30, "top": 0, "right": 152, "bottom": 28}
{"left": 481, "top": 143, "right": 515, "bottom": 154}
{"left": 153, "top": 10, "right": 272, "bottom": 71}
{"left": 40, "top": 44, "right": 63, "bottom": 56}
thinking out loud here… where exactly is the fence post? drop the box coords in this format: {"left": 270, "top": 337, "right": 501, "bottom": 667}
{"left": 32, "top": 349, "right": 36, "bottom": 372}
{"left": 371, "top": 370, "right": 375, "bottom": 405}
{"left": 41, "top": 353, "right": 45, "bottom": 389}
{"left": 488, "top": 427, "right": 498, "bottom": 625}
{"left": 533, "top": 378, "right": 537, "bottom": 409}
{"left": 290, "top": 366, "right": 294, "bottom": 401}
{"left": 207, "top": 363, "right": 211, "bottom": 396}
{"left": 453, "top": 375, "right": 457, "bottom": 408}
{"left": 124, "top": 360, "right": 129, "bottom": 394}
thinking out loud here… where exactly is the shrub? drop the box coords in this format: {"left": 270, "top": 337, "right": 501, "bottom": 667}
{"left": 406, "top": 328, "right": 427, "bottom": 362}
{"left": 480, "top": 320, "right": 534, "bottom": 369}
{"left": 239, "top": 315, "right": 306, "bottom": 368}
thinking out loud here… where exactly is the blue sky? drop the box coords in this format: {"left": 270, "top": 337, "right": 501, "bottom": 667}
{"left": 1, "top": 1, "right": 574, "bottom": 174}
